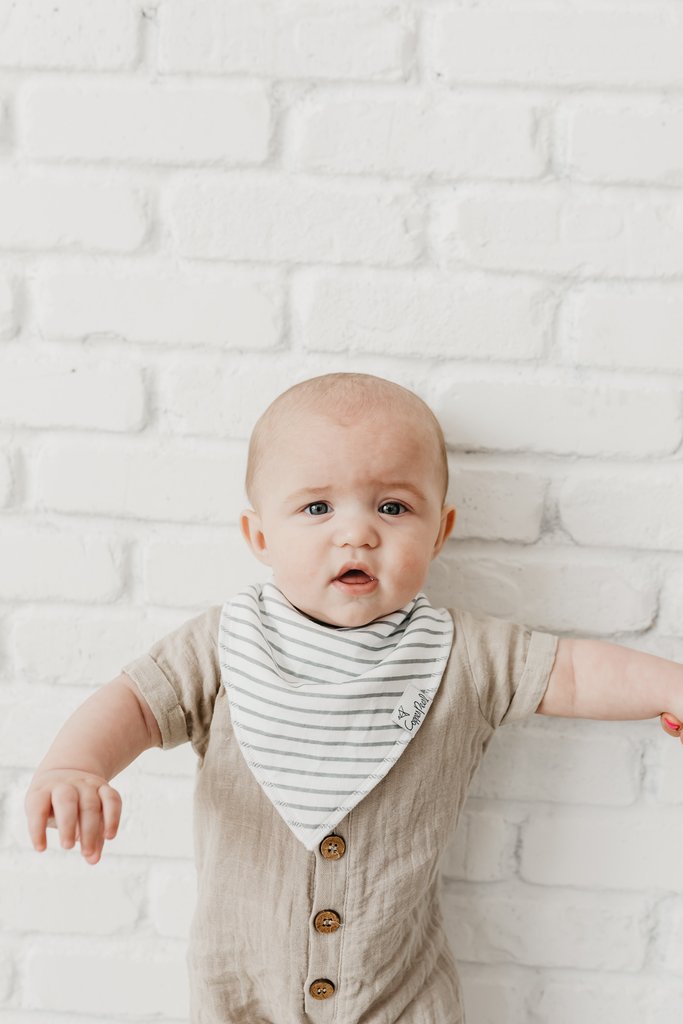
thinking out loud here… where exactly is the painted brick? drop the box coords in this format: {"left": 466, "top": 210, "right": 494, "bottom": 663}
{"left": 0, "top": 1015, "right": 121, "bottom": 1024}
{"left": 428, "top": 552, "right": 657, "bottom": 635}
{"left": 448, "top": 465, "right": 546, "bottom": 544}
{"left": 0, "top": 172, "right": 147, "bottom": 252}
{"left": 10, "top": 608, "right": 186, "bottom": 687}
{"left": 100, "top": 773, "right": 195, "bottom": 859}
{"left": 647, "top": 729, "right": 683, "bottom": 805}
{"left": 5, "top": 689, "right": 107, "bottom": 770}
{"left": 433, "top": 184, "right": 683, "bottom": 278}
{"left": 659, "top": 568, "right": 683, "bottom": 639}
{"left": 442, "top": 885, "right": 649, "bottom": 970}
{"left": 0, "top": 451, "right": 12, "bottom": 507}
{"left": 530, "top": 977, "right": 664, "bottom": 1024}
{"left": 0, "top": 856, "right": 140, "bottom": 932}
{"left": 23, "top": 81, "right": 270, "bottom": 166}
{"left": 0, "top": 0, "right": 139, "bottom": 71}
{"left": 24, "top": 939, "right": 188, "bottom": 1017}
{"left": 148, "top": 863, "right": 196, "bottom": 938}
{"left": 287, "top": 90, "right": 547, "bottom": 179}
{"left": 520, "top": 807, "right": 683, "bottom": 890}
{"left": 168, "top": 176, "right": 421, "bottom": 265}
{"left": 660, "top": 899, "right": 683, "bottom": 973}
{"left": 459, "top": 966, "right": 531, "bottom": 1024}
{"left": 559, "top": 285, "right": 683, "bottom": 372}
{"left": 0, "top": 948, "right": 11, "bottom": 1003}
{"left": 0, "top": 353, "right": 145, "bottom": 431}
{"left": 144, "top": 532, "right": 270, "bottom": 607}
{"left": 0, "top": 273, "right": 17, "bottom": 339}
{"left": 0, "top": 525, "right": 122, "bottom": 603}
{"left": 159, "top": 0, "right": 408, "bottom": 81}
{"left": 35, "top": 267, "right": 281, "bottom": 349}
{"left": 564, "top": 101, "right": 683, "bottom": 184}
{"left": 35, "top": 438, "right": 246, "bottom": 524}
{"left": 292, "top": 270, "right": 554, "bottom": 359}
{"left": 426, "top": 8, "right": 683, "bottom": 87}
{"left": 159, "top": 358, "right": 296, "bottom": 438}
{"left": 430, "top": 377, "right": 681, "bottom": 458}
{"left": 559, "top": 470, "right": 683, "bottom": 550}
{"left": 470, "top": 724, "right": 640, "bottom": 805}
{"left": 0, "top": 95, "right": 9, "bottom": 151}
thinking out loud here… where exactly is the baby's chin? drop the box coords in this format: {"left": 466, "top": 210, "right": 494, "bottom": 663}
{"left": 272, "top": 578, "right": 408, "bottom": 629}
{"left": 293, "top": 598, "right": 400, "bottom": 630}
{"left": 289, "top": 601, "right": 369, "bottom": 629}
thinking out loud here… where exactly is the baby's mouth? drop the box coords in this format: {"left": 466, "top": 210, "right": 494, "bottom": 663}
{"left": 333, "top": 567, "right": 378, "bottom": 588}
{"left": 338, "top": 570, "right": 374, "bottom": 583}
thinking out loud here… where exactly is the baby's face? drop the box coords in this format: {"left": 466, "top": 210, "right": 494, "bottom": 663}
{"left": 240, "top": 408, "right": 456, "bottom": 628}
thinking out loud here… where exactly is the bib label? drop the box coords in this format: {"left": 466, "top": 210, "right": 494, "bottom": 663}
{"left": 391, "top": 682, "right": 436, "bottom": 734}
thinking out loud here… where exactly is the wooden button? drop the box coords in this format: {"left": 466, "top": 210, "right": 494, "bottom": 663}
{"left": 310, "top": 978, "right": 335, "bottom": 1000}
{"left": 314, "top": 909, "right": 341, "bottom": 934}
{"left": 319, "top": 834, "right": 346, "bottom": 860}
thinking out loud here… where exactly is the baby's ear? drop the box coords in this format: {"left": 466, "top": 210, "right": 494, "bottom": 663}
{"left": 240, "top": 509, "right": 272, "bottom": 566}
{"left": 432, "top": 504, "right": 456, "bottom": 558}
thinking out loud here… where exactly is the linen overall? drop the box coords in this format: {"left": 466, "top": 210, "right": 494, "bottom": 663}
{"left": 122, "top": 603, "right": 559, "bottom": 1024}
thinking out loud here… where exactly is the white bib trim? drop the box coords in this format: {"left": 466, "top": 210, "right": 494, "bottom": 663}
{"left": 219, "top": 581, "right": 454, "bottom": 851}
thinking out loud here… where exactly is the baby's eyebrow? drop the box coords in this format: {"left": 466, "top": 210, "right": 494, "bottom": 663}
{"left": 285, "top": 482, "right": 427, "bottom": 502}
{"left": 376, "top": 482, "right": 426, "bottom": 500}
{"left": 286, "top": 485, "right": 334, "bottom": 502}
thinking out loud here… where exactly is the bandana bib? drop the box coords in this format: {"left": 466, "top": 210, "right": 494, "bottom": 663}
{"left": 218, "top": 581, "right": 454, "bottom": 851}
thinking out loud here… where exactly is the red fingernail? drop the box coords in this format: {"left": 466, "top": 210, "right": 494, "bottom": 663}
{"left": 663, "top": 717, "right": 680, "bottom": 730}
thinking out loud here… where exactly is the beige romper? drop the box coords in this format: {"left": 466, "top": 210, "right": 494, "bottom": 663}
{"left": 122, "top": 604, "right": 559, "bottom": 1024}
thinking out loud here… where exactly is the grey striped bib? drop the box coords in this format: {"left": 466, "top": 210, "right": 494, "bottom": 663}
{"left": 219, "top": 581, "right": 454, "bottom": 851}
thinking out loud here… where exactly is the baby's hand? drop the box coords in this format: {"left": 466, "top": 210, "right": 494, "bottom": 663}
{"left": 24, "top": 769, "right": 122, "bottom": 865}
{"left": 660, "top": 713, "right": 683, "bottom": 742}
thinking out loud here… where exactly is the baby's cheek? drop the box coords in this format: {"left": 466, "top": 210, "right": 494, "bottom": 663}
{"left": 395, "top": 549, "right": 426, "bottom": 581}
{"left": 301, "top": 566, "right": 320, "bottom": 588}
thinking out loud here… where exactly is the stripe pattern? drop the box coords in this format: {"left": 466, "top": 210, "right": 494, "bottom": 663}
{"left": 219, "top": 580, "right": 454, "bottom": 851}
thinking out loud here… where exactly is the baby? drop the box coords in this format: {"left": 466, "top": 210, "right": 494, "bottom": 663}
{"left": 25, "top": 372, "right": 683, "bottom": 1024}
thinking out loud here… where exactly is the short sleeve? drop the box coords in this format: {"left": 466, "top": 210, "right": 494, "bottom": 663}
{"left": 455, "top": 608, "right": 559, "bottom": 729}
{"left": 121, "top": 606, "right": 222, "bottom": 756}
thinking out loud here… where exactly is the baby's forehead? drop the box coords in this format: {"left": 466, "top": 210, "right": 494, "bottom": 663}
{"left": 270, "top": 409, "right": 440, "bottom": 479}
{"left": 272, "top": 407, "right": 435, "bottom": 455}
{"left": 273, "top": 399, "right": 430, "bottom": 436}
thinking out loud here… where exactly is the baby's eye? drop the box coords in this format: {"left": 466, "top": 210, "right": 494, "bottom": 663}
{"left": 305, "top": 502, "right": 331, "bottom": 516}
{"left": 379, "top": 501, "right": 408, "bottom": 516}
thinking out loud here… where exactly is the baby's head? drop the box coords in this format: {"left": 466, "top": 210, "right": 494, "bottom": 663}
{"left": 240, "top": 372, "right": 456, "bottom": 628}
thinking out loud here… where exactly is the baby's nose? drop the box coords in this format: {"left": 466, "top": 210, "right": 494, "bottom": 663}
{"left": 333, "top": 514, "right": 379, "bottom": 547}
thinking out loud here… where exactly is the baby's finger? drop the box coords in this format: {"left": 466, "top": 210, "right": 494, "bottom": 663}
{"left": 47, "top": 814, "right": 80, "bottom": 844}
{"left": 80, "top": 816, "right": 104, "bottom": 865}
{"left": 24, "top": 788, "right": 52, "bottom": 852}
{"left": 51, "top": 784, "right": 80, "bottom": 848}
{"left": 660, "top": 713, "right": 683, "bottom": 737}
{"left": 98, "top": 784, "right": 122, "bottom": 841}
{"left": 77, "top": 789, "right": 105, "bottom": 858}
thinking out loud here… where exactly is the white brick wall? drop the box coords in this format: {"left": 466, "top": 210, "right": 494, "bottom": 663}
{"left": 424, "top": 8, "right": 683, "bottom": 88}
{"left": 0, "top": 172, "right": 148, "bottom": 251}
{"left": 35, "top": 266, "right": 282, "bottom": 348}
{"left": 21, "top": 82, "right": 272, "bottom": 165}
{"left": 4, "top": 1, "right": 683, "bottom": 1022}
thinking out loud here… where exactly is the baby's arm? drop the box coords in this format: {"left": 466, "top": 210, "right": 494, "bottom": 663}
{"left": 537, "top": 637, "right": 683, "bottom": 738}
{"left": 25, "top": 673, "right": 162, "bottom": 864}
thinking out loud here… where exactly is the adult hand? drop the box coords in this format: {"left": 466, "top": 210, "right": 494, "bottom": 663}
{"left": 660, "top": 713, "right": 683, "bottom": 742}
